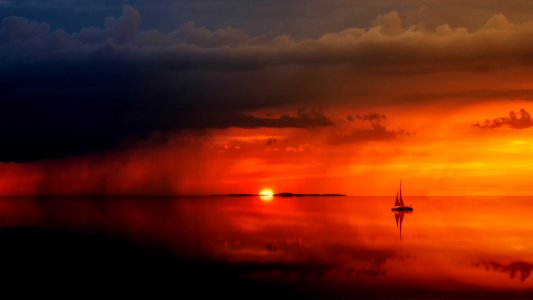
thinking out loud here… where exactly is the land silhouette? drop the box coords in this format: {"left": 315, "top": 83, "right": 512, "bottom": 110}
{"left": 213, "top": 193, "right": 346, "bottom": 197}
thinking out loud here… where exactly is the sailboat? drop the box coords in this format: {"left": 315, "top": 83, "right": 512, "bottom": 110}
{"left": 391, "top": 181, "right": 413, "bottom": 211}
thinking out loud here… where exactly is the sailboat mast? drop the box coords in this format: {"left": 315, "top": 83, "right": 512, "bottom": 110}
{"left": 399, "top": 180, "right": 404, "bottom": 206}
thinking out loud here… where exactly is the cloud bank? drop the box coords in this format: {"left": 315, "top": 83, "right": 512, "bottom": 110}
{"left": 2, "top": 6, "right": 533, "bottom": 161}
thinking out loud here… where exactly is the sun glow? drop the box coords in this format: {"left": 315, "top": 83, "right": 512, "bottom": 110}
{"left": 259, "top": 188, "right": 274, "bottom": 201}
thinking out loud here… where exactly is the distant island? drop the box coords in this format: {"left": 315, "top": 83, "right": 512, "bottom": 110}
{"left": 211, "top": 193, "right": 346, "bottom": 197}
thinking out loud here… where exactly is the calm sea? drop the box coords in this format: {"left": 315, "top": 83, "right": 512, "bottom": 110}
{"left": 1, "top": 196, "right": 532, "bottom": 298}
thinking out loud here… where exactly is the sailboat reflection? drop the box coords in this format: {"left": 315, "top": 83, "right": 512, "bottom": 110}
{"left": 394, "top": 210, "right": 413, "bottom": 240}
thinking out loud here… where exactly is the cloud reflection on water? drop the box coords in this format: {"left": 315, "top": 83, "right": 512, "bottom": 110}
{"left": 0, "top": 196, "right": 530, "bottom": 298}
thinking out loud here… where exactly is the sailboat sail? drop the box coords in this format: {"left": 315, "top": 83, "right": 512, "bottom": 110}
{"left": 395, "top": 192, "right": 400, "bottom": 206}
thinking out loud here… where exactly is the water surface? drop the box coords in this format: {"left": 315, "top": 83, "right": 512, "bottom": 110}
{"left": 1, "top": 196, "right": 532, "bottom": 298}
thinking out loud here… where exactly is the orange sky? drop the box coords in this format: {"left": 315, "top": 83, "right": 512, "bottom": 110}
{"left": 4, "top": 8, "right": 533, "bottom": 195}
{"left": 2, "top": 97, "right": 533, "bottom": 196}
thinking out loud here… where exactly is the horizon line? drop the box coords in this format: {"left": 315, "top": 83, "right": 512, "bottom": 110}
{"left": 0, "top": 194, "right": 530, "bottom": 197}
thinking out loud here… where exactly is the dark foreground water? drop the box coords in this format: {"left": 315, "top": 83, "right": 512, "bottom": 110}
{"left": 0, "top": 196, "right": 532, "bottom": 298}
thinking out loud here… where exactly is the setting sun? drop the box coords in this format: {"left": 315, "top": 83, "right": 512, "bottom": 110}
{"left": 259, "top": 188, "right": 274, "bottom": 201}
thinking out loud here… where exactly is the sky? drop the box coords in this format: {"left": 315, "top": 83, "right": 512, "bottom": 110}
{"left": 3, "top": 0, "right": 533, "bottom": 195}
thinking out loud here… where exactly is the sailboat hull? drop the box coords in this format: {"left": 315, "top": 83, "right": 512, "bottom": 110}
{"left": 391, "top": 206, "right": 413, "bottom": 211}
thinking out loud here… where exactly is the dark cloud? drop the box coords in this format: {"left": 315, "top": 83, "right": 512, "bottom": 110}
{"left": 57, "top": 4, "right": 141, "bottom": 45}
{"left": 474, "top": 109, "right": 533, "bottom": 129}
{"left": 2, "top": 5, "right": 533, "bottom": 161}
{"left": 347, "top": 113, "right": 387, "bottom": 123}
{"left": 476, "top": 260, "right": 533, "bottom": 282}
{"left": 398, "top": 89, "right": 533, "bottom": 102}
{"left": 6, "top": 6, "right": 533, "bottom": 70}
{"left": 183, "top": 109, "right": 335, "bottom": 130}
{"left": 0, "top": 6, "right": 342, "bottom": 162}
{"left": 6, "top": 0, "right": 533, "bottom": 38}
{"left": 0, "top": 93, "right": 333, "bottom": 162}
{"left": 331, "top": 124, "right": 411, "bottom": 144}
{"left": 356, "top": 113, "right": 387, "bottom": 121}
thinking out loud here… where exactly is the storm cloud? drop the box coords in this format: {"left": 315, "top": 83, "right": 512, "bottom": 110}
{"left": 3, "top": 5, "right": 533, "bottom": 161}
